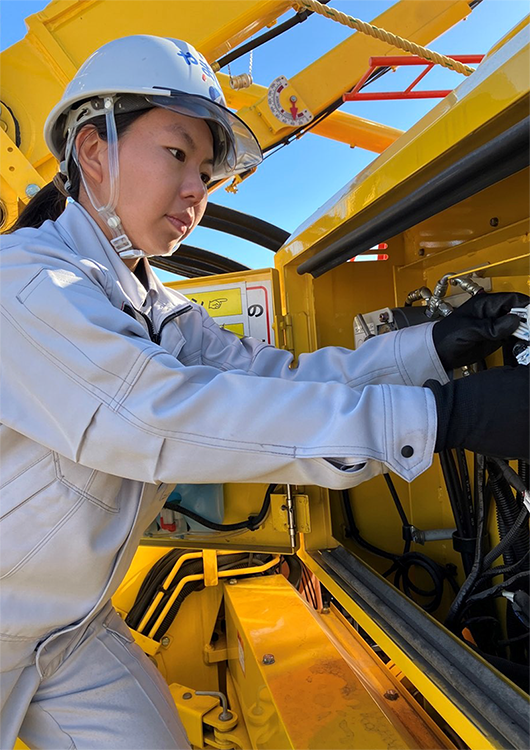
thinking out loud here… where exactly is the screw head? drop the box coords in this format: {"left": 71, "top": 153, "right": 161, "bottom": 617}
{"left": 25, "top": 183, "right": 40, "bottom": 198}
{"left": 490, "top": 217, "right": 499, "bottom": 227}
{"left": 418, "top": 248, "right": 425, "bottom": 257}
{"left": 228, "top": 578, "right": 238, "bottom": 585}
{"left": 262, "top": 653, "right": 275, "bottom": 665}
{"left": 384, "top": 689, "right": 399, "bottom": 701}
{"left": 290, "top": 95, "right": 297, "bottom": 102}
{"left": 161, "top": 636, "right": 170, "bottom": 647}
{"left": 182, "top": 692, "right": 192, "bottom": 700}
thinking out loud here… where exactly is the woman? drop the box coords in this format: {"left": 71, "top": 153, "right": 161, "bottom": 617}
{"left": 1, "top": 34, "right": 527, "bottom": 749}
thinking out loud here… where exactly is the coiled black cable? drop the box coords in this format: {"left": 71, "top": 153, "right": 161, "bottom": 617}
{"left": 341, "top": 483, "right": 456, "bottom": 613}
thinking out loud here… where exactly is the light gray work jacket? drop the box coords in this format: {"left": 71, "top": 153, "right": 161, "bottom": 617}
{"left": 0, "top": 201, "right": 447, "bottom": 676}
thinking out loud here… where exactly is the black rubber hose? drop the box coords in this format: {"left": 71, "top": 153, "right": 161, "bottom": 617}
{"left": 151, "top": 245, "right": 249, "bottom": 277}
{"left": 153, "top": 554, "right": 266, "bottom": 640}
{"left": 456, "top": 448, "right": 475, "bottom": 536}
{"left": 519, "top": 460, "right": 529, "bottom": 490}
{"left": 341, "top": 490, "right": 452, "bottom": 612}
{"left": 439, "top": 451, "right": 467, "bottom": 537}
{"left": 164, "top": 483, "right": 274, "bottom": 532}
{"left": 126, "top": 549, "right": 184, "bottom": 630}
{"left": 445, "top": 454, "right": 486, "bottom": 632}
{"left": 440, "top": 450, "right": 473, "bottom": 575}
{"left": 483, "top": 505, "right": 529, "bottom": 570}
{"left": 200, "top": 203, "right": 290, "bottom": 251}
{"left": 489, "top": 462, "right": 529, "bottom": 568}
{"left": 341, "top": 490, "right": 398, "bottom": 561}
{"left": 489, "top": 472, "right": 516, "bottom": 565}
{"left": 213, "top": 2, "right": 331, "bottom": 70}
{"left": 142, "top": 557, "right": 206, "bottom": 635}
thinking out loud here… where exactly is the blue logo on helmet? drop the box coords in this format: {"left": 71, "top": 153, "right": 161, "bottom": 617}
{"left": 209, "top": 85, "right": 222, "bottom": 102}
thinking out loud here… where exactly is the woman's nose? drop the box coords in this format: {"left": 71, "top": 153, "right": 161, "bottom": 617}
{"left": 180, "top": 169, "right": 207, "bottom": 205}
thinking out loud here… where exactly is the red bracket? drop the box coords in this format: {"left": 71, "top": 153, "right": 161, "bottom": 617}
{"left": 343, "top": 55, "right": 484, "bottom": 101}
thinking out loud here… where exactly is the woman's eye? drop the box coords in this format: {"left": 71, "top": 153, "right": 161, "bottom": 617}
{"left": 169, "top": 148, "right": 185, "bottom": 162}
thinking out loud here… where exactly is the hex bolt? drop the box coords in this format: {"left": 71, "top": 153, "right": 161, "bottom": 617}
{"left": 384, "top": 689, "right": 399, "bottom": 701}
{"left": 228, "top": 578, "right": 238, "bottom": 585}
{"left": 161, "top": 636, "right": 170, "bottom": 647}
{"left": 182, "top": 692, "right": 192, "bottom": 700}
{"left": 490, "top": 217, "right": 499, "bottom": 227}
{"left": 262, "top": 653, "right": 275, "bottom": 665}
{"left": 25, "top": 183, "right": 41, "bottom": 198}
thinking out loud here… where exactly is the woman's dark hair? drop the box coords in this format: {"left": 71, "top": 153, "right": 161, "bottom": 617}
{"left": 5, "top": 108, "right": 151, "bottom": 233}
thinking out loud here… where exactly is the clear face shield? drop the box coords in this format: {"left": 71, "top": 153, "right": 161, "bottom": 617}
{"left": 63, "top": 96, "right": 143, "bottom": 259}
{"left": 61, "top": 93, "right": 262, "bottom": 259}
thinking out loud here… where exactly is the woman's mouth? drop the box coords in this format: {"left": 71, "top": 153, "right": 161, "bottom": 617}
{"left": 166, "top": 215, "right": 189, "bottom": 234}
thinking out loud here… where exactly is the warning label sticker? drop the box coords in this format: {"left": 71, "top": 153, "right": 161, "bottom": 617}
{"left": 178, "top": 280, "right": 275, "bottom": 344}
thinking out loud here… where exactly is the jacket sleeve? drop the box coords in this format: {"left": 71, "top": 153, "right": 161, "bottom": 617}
{"left": 1, "top": 266, "right": 438, "bottom": 488}
{"left": 197, "top": 304, "right": 449, "bottom": 389}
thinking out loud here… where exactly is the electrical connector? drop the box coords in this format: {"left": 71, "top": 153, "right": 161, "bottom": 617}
{"left": 510, "top": 304, "right": 530, "bottom": 365}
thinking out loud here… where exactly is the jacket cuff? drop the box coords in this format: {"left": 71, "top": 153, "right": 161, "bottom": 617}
{"left": 380, "top": 383, "right": 438, "bottom": 481}
{"left": 394, "top": 322, "right": 449, "bottom": 387}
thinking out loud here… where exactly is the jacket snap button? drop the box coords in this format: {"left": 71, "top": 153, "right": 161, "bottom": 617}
{"left": 401, "top": 445, "right": 414, "bottom": 458}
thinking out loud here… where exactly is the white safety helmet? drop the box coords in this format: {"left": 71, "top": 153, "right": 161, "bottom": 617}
{"left": 43, "top": 35, "right": 262, "bottom": 258}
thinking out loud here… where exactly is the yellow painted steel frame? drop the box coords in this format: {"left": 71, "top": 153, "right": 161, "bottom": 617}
{"left": 223, "top": 574, "right": 455, "bottom": 749}
{"left": 1, "top": 0, "right": 469, "bottom": 228}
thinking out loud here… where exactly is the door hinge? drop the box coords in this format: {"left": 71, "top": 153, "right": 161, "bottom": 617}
{"left": 276, "top": 313, "right": 294, "bottom": 354}
{"left": 271, "top": 490, "right": 311, "bottom": 542}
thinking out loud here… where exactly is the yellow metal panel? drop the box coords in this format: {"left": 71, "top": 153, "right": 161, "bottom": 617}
{"left": 0, "top": 129, "right": 46, "bottom": 203}
{"left": 275, "top": 22, "right": 530, "bottom": 268}
{"left": 297, "top": 545, "right": 503, "bottom": 750}
{"left": 321, "top": 605, "right": 456, "bottom": 749}
{"left": 170, "top": 683, "right": 219, "bottom": 748}
{"left": 224, "top": 575, "right": 454, "bottom": 749}
{"left": 221, "top": 73, "right": 404, "bottom": 151}
{"left": 0, "top": 0, "right": 291, "bottom": 223}
{"left": 237, "top": 0, "right": 470, "bottom": 147}
{"left": 128, "top": 626, "right": 160, "bottom": 657}
{"left": 203, "top": 548, "right": 219, "bottom": 587}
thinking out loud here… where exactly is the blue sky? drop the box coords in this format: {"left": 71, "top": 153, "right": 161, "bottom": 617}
{"left": 1, "top": 0, "right": 528, "bottom": 281}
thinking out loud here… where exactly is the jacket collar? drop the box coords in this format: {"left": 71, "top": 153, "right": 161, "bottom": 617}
{"left": 55, "top": 201, "right": 162, "bottom": 310}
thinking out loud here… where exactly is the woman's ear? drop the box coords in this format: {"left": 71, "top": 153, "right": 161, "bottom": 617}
{"left": 75, "top": 125, "right": 108, "bottom": 188}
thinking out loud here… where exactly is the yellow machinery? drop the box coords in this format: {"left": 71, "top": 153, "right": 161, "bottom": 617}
{"left": 2, "top": 2, "right": 529, "bottom": 748}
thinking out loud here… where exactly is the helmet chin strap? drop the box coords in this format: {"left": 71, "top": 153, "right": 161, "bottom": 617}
{"left": 66, "top": 97, "right": 146, "bottom": 260}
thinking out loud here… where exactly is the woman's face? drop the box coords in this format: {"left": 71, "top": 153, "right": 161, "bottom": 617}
{"left": 78, "top": 107, "right": 214, "bottom": 257}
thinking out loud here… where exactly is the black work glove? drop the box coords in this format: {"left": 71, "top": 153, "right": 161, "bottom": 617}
{"left": 425, "top": 366, "right": 529, "bottom": 460}
{"left": 432, "top": 292, "right": 529, "bottom": 370}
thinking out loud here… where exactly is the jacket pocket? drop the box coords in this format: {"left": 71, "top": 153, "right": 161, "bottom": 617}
{"left": 55, "top": 454, "right": 123, "bottom": 513}
{"left": 0, "top": 452, "right": 83, "bottom": 580}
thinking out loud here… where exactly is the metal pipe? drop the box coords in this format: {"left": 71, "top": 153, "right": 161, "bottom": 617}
{"left": 410, "top": 526, "right": 457, "bottom": 545}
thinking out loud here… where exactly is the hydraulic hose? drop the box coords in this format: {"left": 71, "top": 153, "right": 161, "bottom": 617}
{"left": 200, "top": 203, "right": 290, "bottom": 251}
{"left": 489, "top": 462, "right": 529, "bottom": 569}
{"left": 212, "top": 1, "right": 331, "bottom": 71}
{"left": 151, "top": 245, "right": 249, "bottom": 277}
{"left": 445, "top": 453, "right": 486, "bottom": 632}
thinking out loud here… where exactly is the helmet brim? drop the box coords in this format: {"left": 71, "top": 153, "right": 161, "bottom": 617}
{"left": 145, "top": 92, "right": 262, "bottom": 180}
